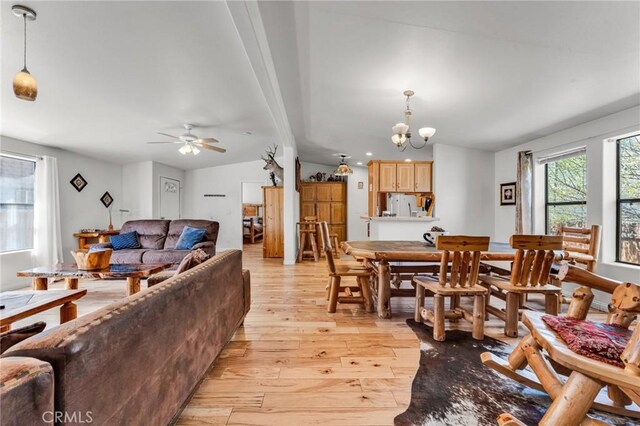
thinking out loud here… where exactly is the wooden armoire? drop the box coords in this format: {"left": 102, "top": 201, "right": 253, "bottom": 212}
{"left": 300, "top": 182, "right": 347, "bottom": 242}
{"left": 262, "top": 186, "right": 284, "bottom": 258}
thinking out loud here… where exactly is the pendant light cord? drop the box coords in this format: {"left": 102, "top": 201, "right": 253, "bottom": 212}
{"left": 22, "top": 14, "right": 28, "bottom": 71}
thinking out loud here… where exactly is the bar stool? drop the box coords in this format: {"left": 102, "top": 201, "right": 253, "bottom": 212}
{"left": 297, "top": 216, "right": 320, "bottom": 262}
{"left": 329, "top": 233, "right": 340, "bottom": 256}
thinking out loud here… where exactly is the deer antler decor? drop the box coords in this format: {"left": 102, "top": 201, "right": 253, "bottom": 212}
{"left": 261, "top": 144, "right": 284, "bottom": 185}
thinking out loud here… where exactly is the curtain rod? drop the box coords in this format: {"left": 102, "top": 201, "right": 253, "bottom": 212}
{"left": 0, "top": 150, "right": 43, "bottom": 160}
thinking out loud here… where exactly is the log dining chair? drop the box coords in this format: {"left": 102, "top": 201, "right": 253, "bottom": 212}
{"left": 319, "top": 221, "right": 373, "bottom": 313}
{"left": 483, "top": 277, "right": 640, "bottom": 423}
{"left": 554, "top": 224, "right": 601, "bottom": 308}
{"left": 413, "top": 235, "right": 490, "bottom": 342}
{"left": 478, "top": 235, "right": 563, "bottom": 338}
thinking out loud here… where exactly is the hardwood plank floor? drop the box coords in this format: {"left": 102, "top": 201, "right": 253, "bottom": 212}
{"left": 12, "top": 242, "right": 566, "bottom": 425}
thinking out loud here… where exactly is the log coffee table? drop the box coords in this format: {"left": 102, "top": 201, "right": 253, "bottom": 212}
{"left": 0, "top": 289, "right": 87, "bottom": 332}
{"left": 17, "top": 263, "right": 172, "bottom": 296}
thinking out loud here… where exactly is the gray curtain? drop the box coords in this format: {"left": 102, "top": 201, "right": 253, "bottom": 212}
{"left": 516, "top": 151, "right": 533, "bottom": 234}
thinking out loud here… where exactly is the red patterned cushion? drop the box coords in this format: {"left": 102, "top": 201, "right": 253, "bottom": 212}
{"left": 542, "top": 315, "right": 632, "bottom": 368}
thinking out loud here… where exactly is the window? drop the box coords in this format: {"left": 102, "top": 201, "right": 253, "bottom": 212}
{"left": 617, "top": 134, "right": 640, "bottom": 266}
{"left": 545, "top": 152, "right": 587, "bottom": 234}
{"left": 0, "top": 155, "right": 35, "bottom": 252}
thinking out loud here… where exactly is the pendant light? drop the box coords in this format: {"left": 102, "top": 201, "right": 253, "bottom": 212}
{"left": 334, "top": 154, "right": 353, "bottom": 176}
{"left": 12, "top": 5, "right": 38, "bottom": 102}
{"left": 390, "top": 90, "right": 436, "bottom": 151}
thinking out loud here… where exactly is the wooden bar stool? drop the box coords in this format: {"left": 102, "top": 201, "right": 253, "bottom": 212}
{"left": 319, "top": 222, "right": 373, "bottom": 313}
{"left": 297, "top": 216, "right": 320, "bottom": 262}
{"left": 330, "top": 233, "right": 340, "bottom": 256}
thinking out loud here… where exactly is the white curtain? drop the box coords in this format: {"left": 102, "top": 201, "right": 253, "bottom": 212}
{"left": 33, "top": 156, "right": 63, "bottom": 265}
{"left": 516, "top": 151, "right": 533, "bottom": 234}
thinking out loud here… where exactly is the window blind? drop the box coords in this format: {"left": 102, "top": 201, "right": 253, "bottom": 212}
{"left": 537, "top": 146, "right": 586, "bottom": 164}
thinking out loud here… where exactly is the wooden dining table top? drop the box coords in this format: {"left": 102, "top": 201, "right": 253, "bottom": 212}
{"left": 342, "top": 240, "right": 517, "bottom": 262}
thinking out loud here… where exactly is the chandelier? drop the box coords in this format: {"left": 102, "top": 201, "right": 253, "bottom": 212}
{"left": 12, "top": 5, "right": 38, "bottom": 102}
{"left": 391, "top": 90, "right": 436, "bottom": 151}
{"left": 334, "top": 154, "right": 353, "bottom": 176}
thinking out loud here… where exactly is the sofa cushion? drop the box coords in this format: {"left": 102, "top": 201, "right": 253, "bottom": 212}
{"left": 176, "top": 226, "right": 207, "bottom": 250}
{"left": 542, "top": 315, "right": 632, "bottom": 368}
{"left": 110, "top": 249, "right": 146, "bottom": 264}
{"left": 121, "top": 220, "right": 171, "bottom": 249}
{"left": 142, "top": 249, "right": 190, "bottom": 264}
{"left": 164, "top": 220, "right": 219, "bottom": 249}
{"left": 0, "top": 322, "right": 46, "bottom": 354}
{"left": 111, "top": 231, "right": 142, "bottom": 250}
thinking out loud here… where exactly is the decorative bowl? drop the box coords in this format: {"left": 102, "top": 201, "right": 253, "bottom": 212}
{"left": 422, "top": 231, "right": 449, "bottom": 246}
{"left": 70, "top": 248, "right": 112, "bottom": 270}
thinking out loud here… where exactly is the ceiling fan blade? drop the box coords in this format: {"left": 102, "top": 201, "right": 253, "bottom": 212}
{"left": 196, "top": 137, "right": 219, "bottom": 144}
{"left": 147, "top": 141, "right": 182, "bottom": 144}
{"left": 157, "top": 132, "right": 180, "bottom": 139}
{"left": 196, "top": 143, "right": 226, "bottom": 153}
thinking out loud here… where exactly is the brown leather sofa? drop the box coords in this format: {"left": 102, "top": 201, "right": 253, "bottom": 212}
{"left": 1, "top": 250, "right": 250, "bottom": 425}
{"left": 99, "top": 219, "right": 219, "bottom": 265}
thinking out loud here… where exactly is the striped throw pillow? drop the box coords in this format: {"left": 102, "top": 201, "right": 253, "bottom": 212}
{"left": 110, "top": 231, "right": 141, "bottom": 250}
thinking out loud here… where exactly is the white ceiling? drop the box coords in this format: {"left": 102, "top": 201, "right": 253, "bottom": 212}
{"left": 1, "top": 1, "right": 639, "bottom": 169}
{"left": 1, "top": 1, "right": 280, "bottom": 170}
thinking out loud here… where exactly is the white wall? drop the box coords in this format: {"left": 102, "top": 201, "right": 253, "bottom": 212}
{"left": 122, "top": 161, "right": 153, "bottom": 220}
{"left": 432, "top": 144, "right": 495, "bottom": 235}
{"left": 183, "top": 159, "right": 274, "bottom": 250}
{"left": 242, "top": 182, "right": 264, "bottom": 204}
{"left": 300, "top": 161, "right": 368, "bottom": 241}
{"left": 492, "top": 106, "right": 640, "bottom": 305}
{"left": 1, "top": 136, "right": 123, "bottom": 290}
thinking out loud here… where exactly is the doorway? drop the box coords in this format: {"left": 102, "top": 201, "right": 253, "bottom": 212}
{"left": 160, "top": 176, "right": 181, "bottom": 220}
{"left": 241, "top": 181, "right": 264, "bottom": 245}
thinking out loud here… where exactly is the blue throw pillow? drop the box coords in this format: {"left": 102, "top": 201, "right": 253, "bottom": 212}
{"left": 110, "top": 231, "right": 141, "bottom": 250}
{"left": 175, "top": 226, "right": 207, "bottom": 250}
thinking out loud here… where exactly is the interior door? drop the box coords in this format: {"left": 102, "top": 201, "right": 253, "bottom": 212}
{"left": 160, "top": 177, "right": 180, "bottom": 219}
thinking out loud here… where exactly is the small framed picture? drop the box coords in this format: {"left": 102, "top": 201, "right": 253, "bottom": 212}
{"left": 70, "top": 173, "right": 88, "bottom": 192}
{"left": 357, "top": 181, "right": 364, "bottom": 189}
{"left": 500, "top": 182, "right": 516, "bottom": 206}
{"left": 100, "top": 191, "right": 114, "bottom": 208}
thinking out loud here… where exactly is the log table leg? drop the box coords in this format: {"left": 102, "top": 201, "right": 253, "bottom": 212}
{"left": 65, "top": 278, "right": 79, "bottom": 290}
{"left": 60, "top": 302, "right": 78, "bottom": 323}
{"left": 505, "top": 292, "right": 520, "bottom": 337}
{"left": 127, "top": 277, "right": 141, "bottom": 296}
{"left": 33, "top": 277, "right": 48, "bottom": 291}
{"left": 377, "top": 260, "right": 391, "bottom": 319}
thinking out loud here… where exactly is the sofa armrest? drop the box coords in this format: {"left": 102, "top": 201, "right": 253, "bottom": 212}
{"left": 0, "top": 357, "right": 54, "bottom": 425}
{"left": 242, "top": 269, "right": 251, "bottom": 316}
{"left": 192, "top": 241, "right": 215, "bottom": 256}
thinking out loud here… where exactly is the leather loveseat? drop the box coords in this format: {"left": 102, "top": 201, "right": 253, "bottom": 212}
{"left": 0, "top": 250, "right": 250, "bottom": 425}
{"left": 99, "top": 219, "right": 219, "bottom": 265}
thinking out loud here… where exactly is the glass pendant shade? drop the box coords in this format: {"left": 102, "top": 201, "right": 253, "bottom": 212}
{"left": 191, "top": 146, "right": 201, "bottom": 155}
{"left": 418, "top": 127, "right": 436, "bottom": 140}
{"left": 179, "top": 144, "right": 192, "bottom": 155}
{"left": 391, "top": 133, "right": 406, "bottom": 146}
{"left": 13, "top": 69, "right": 37, "bottom": 101}
{"left": 334, "top": 163, "right": 353, "bottom": 176}
{"left": 392, "top": 122, "right": 409, "bottom": 135}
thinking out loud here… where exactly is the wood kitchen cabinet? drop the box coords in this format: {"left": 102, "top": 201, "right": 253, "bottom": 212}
{"left": 299, "top": 182, "right": 347, "bottom": 244}
{"left": 367, "top": 160, "right": 434, "bottom": 216}
{"left": 263, "top": 186, "right": 284, "bottom": 258}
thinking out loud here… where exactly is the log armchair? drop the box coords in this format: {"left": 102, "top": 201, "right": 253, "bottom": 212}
{"left": 478, "top": 235, "right": 563, "bottom": 337}
{"left": 413, "top": 236, "right": 490, "bottom": 341}
{"left": 319, "top": 222, "right": 373, "bottom": 313}
{"left": 482, "top": 278, "right": 640, "bottom": 424}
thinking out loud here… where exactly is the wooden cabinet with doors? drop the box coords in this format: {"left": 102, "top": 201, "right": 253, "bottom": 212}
{"left": 367, "top": 160, "right": 434, "bottom": 216}
{"left": 299, "top": 182, "right": 347, "bottom": 243}
{"left": 263, "top": 186, "right": 284, "bottom": 258}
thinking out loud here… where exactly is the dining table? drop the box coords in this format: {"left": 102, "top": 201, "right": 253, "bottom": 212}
{"left": 342, "top": 240, "right": 518, "bottom": 318}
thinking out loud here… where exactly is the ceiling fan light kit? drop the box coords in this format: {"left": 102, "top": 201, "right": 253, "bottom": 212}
{"left": 12, "top": 5, "right": 38, "bottom": 102}
{"left": 148, "top": 124, "right": 226, "bottom": 156}
{"left": 390, "top": 90, "right": 436, "bottom": 151}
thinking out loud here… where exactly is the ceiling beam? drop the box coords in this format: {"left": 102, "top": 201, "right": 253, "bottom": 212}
{"left": 226, "top": 0, "right": 296, "bottom": 149}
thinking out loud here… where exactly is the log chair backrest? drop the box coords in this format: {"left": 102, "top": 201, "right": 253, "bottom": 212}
{"left": 319, "top": 221, "right": 336, "bottom": 274}
{"left": 435, "top": 236, "right": 490, "bottom": 288}
{"left": 558, "top": 224, "right": 601, "bottom": 272}
{"left": 509, "top": 235, "right": 563, "bottom": 287}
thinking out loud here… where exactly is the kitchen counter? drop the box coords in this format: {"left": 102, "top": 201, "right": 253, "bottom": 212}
{"left": 361, "top": 216, "right": 440, "bottom": 240}
{"left": 360, "top": 216, "right": 440, "bottom": 222}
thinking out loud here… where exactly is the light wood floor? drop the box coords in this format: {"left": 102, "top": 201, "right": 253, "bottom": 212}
{"left": 15, "top": 243, "right": 553, "bottom": 425}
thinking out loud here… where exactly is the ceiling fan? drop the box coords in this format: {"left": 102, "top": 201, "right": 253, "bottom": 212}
{"left": 147, "top": 124, "right": 226, "bottom": 155}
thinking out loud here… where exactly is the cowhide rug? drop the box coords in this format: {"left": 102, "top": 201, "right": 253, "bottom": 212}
{"left": 395, "top": 319, "right": 636, "bottom": 426}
